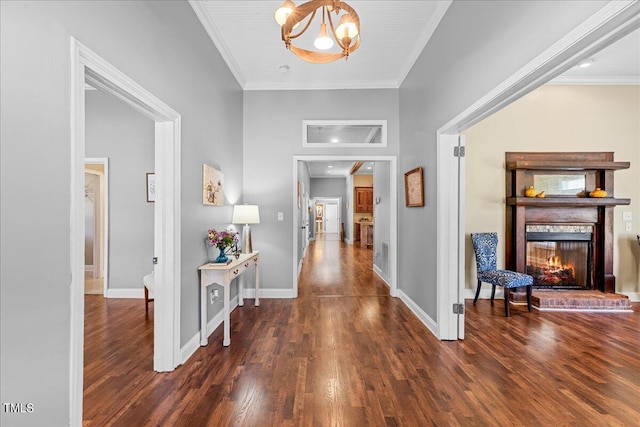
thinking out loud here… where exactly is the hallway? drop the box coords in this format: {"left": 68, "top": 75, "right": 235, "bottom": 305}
{"left": 83, "top": 238, "right": 640, "bottom": 426}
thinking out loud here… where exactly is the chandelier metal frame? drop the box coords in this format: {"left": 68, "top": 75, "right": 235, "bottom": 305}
{"left": 277, "top": 0, "right": 361, "bottom": 64}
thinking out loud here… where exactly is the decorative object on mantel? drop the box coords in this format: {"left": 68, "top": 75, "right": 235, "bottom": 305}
{"left": 535, "top": 191, "right": 545, "bottom": 198}
{"left": 275, "top": 0, "right": 360, "bottom": 64}
{"left": 524, "top": 186, "right": 537, "bottom": 198}
{"left": 232, "top": 204, "right": 261, "bottom": 254}
{"left": 206, "top": 228, "right": 238, "bottom": 263}
{"left": 589, "top": 188, "right": 608, "bottom": 198}
{"left": 404, "top": 166, "right": 424, "bottom": 207}
{"left": 203, "top": 164, "right": 224, "bottom": 206}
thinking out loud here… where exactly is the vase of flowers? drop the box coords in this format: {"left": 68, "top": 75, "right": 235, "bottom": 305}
{"left": 206, "top": 228, "right": 238, "bottom": 263}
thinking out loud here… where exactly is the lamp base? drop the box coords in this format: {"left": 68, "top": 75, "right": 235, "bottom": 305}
{"left": 241, "top": 224, "right": 253, "bottom": 254}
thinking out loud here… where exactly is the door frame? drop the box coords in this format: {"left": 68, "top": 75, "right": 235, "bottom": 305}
{"left": 70, "top": 38, "right": 182, "bottom": 424}
{"left": 293, "top": 155, "right": 398, "bottom": 298}
{"left": 435, "top": 1, "right": 640, "bottom": 340}
{"left": 85, "top": 157, "right": 109, "bottom": 294}
{"left": 316, "top": 198, "right": 341, "bottom": 234}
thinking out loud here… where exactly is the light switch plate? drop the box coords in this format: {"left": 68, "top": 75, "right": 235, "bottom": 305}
{"left": 625, "top": 222, "right": 632, "bottom": 232}
{"left": 277, "top": 212, "right": 284, "bottom": 221}
{"left": 623, "top": 211, "right": 632, "bottom": 221}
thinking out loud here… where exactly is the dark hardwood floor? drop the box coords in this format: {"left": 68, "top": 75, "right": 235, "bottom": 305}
{"left": 84, "top": 237, "right": 640, "bottom": 426}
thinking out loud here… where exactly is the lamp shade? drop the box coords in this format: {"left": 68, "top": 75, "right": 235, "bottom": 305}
{"left": 232, "top": 205, "right": 260, "bottom": 225}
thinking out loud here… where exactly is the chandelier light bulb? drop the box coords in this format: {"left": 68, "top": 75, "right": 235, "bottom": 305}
{"left": 314, "top": 23, "right": 334, "bottom": 50}
{"left": 335, "top": 13, "right": 358, "bottom": 40}
{"left": 275, "top": 0, "right": 296, "bottom": 26}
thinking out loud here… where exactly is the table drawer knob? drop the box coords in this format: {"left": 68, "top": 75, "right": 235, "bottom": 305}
{"left": 244, "top": 263, "right": 249, "bottom": 267}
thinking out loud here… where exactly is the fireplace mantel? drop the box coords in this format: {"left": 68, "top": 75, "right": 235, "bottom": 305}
{"left": 505, "top": 152, "right": 630, "bottom": 293}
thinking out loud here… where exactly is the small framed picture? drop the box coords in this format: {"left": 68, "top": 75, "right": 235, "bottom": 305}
{"left": 146, "top": 173, "right": 156, "bottom": 202}
{"left": 404, "top": 166, "right": 424, "bottom": 207}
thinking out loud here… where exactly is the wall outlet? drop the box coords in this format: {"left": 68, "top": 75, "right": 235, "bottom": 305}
{"left": 210, "top": 289, "right": 219, "bottom": 304}
{"left": 625, "top": 222, "right": 633, "bottom": 232}
{"left": 277, "top": 212, "right": 284, "bottom": 221}
{"left": 623, "top": 211, "right": 632, "bottom": 221}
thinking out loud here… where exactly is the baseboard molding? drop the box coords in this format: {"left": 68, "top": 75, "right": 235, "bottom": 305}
{"left": 243, "top": 288, "right": 295, "bottom": 299}
{"left": 397, "top": 289, "right": 439, "bottom": 338}
{"left": 106, "top": 288, "right": 144, "bottom": 298}
{"left": 622, "top": 292, "right": 640, "bottom": 302}
{"left": 373, "top": 265, "right": 391, "bottom": 289}
{"left": 180, "top": 295, "right": 240, "bottom": 364}
{"left": 464, "top": 288, "right": 504, "bottom": 300}
{"left": 85, "top": 265, "right": 93, "bottom": 272}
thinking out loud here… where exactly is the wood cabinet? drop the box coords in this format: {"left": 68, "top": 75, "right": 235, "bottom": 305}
{"left": 355, "top": 187, "right": 373, "bottom": 213}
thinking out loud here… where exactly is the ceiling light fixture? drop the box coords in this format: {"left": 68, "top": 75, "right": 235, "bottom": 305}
{"left": 577, "top": 59, "right": 594, "bottom": 68}
{"left": 275, "top": 0, "right": 360, "bottom": 64}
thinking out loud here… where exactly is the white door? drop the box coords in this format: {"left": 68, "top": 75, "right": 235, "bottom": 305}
{"left": 324, "top": 203, "right": 339, "bottom": 233}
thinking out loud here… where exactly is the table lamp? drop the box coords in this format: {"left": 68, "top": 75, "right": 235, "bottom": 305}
{"left": 232, "top": 204, "right": 260, "bottom": 254}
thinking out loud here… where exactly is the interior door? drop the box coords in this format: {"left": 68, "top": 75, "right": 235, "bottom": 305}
{"left": 324, "top": 203, "right": 339, "bottom": 233}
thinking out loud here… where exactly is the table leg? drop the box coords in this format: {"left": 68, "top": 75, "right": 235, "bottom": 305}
{"left": 238, "top": 276, "right": 244, "bottom": 307}
{"left": 223, "top": 278, "right": 231, "bottom": 346}
{"left": 255, "top": 260, "right": 260, "bottom": 307}
{"left": 200, "top": 274, "right": 208, "bottom": 346}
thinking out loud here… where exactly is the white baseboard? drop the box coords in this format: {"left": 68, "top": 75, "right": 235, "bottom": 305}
{"left": 373, "top": 264, "right": 391, "bottom": 289}
{"left": 622, "top": 292, "right": 640, "bottom": 302}
{"left": 243, "top": 288, "right": 295, "bottom": 299}
{"left": 397, "top": 289, "right": 439, "bottom": 338}
{"left": 464, "top": 288, "right": 504, "bottom": 300}
{"left": 106, "top": 288, "right": 144, "bottom": 298}
{"left": 85, "top": 265, "right": 93, "bottom": 272}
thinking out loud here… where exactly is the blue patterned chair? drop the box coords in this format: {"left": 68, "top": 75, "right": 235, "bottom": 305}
{"left": 471, "top": 232, "right": 533, "bottom": 316}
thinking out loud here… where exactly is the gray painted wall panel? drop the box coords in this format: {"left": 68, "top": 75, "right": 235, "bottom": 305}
{"left": 398, "top": 0, "right": 607, "bottom": 319}
{"left": 1, "top": 2, "right": 242, "bottom": 424}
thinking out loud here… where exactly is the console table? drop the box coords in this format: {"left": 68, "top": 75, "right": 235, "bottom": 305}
{"left": 198, "top": 251, "right": 260, "bottom": 347}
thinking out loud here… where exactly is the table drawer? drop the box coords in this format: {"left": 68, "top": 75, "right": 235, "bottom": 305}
{"left": 230, "top": 255, "right": 258, "bottom": 278}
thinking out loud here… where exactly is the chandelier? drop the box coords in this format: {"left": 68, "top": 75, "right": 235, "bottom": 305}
{"left": 275, "top": 0, "right": 361, "bottom": 64}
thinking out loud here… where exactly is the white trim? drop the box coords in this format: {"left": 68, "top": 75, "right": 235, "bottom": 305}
{"left": 548, "top": 75, "right": 640, "bottom": 85}
{"left": 106, "top": 288, "right": 145, "bottom": 299}
{"left": 397, "top": 290, "right": 439, "bottom": 338}
{"left": 302, "top": 120, "right": 388, "bottom": 148}
{"left": 293, "top": 155, "right": 398, "bottom": 298}
{"left": 373, "top": 264, "right": 391, "bottom": 289}
{"left": 85, "top": 157, "right": 109, "bottom": 295}
{"left": 435, "top": 1, "right": 640, "bottom": 342}
{"left": 622, "top": 292, "right": 640, "bottom": 302}
{"left": 188, "top": 0, "right": 247, "bottom": 89}
{"left": 70, "top": 38, "right": 182, "bottom": 425}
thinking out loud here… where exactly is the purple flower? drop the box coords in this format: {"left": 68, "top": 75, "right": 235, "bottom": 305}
{"left": 207, "top": 228, "right": 239, "bottom": 249}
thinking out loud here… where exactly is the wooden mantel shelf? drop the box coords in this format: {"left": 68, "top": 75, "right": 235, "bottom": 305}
{"left": 506, "top": 161, "right": 630, "bottom": 171}
{"left": 506, "top": 197, "right": 630, "bottom": 207}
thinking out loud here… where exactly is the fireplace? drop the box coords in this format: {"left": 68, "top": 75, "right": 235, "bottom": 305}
{"left": 525, "top": 225, "right": 593, "bottom": 289}
{"left": 505, "top": 152, "right": 630, "bottom": 294}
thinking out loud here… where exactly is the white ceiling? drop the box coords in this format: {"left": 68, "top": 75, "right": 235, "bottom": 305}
{"left": 189, "top": 1, "right": 639, "bottom": 177}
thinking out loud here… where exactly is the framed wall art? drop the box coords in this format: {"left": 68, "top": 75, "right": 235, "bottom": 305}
{"left": 203, "top": 164, "right": 224, "bottom": 206}
{"left": 146, "top": 173, "right": 156, "bottom": 202}
{"left": 404, "top": 166, "right": 424, "bottom": 207}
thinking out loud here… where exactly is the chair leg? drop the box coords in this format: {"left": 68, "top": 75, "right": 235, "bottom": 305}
{"left": 526, "top": 285, "right": 532, "bottom": 312}
{"left": 504, "top": 287, "right": 510, "bottom": 317}
{"left": 144, "top": 287, "right": 149, "bottom": 316}
{"left": 491, "top": 285, "right": 496, "bottom": 301}
{"left": 474, "top": 280, "right": 482, "bottom": 304}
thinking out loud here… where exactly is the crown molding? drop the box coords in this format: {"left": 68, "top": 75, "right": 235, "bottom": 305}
{"left": 189, "top": 0, "right": 247, "bottom": 89}
{"left": 547, "top": 75, "right": 640, "bottom": 85}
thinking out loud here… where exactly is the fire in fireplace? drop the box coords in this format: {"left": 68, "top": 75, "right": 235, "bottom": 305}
{"left": 525, "top": 225, "right": 593, "bottom": 289}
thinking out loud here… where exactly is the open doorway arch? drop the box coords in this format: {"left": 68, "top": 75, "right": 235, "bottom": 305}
{"left": 70, "top": 38, "right": 182, "bottom": 424}
{"left": 293, "top": 155, "right": 398, "bottom": 298}
{"left": 435, "top": 2, "right": 640, "bottom": 340}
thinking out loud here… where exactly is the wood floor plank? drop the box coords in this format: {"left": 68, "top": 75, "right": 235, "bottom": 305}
{"left": 84, "top": 237, "right": 640, "bottom": 426}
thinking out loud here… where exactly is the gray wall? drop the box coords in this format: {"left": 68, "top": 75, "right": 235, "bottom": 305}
{"left": 0, "top": 2, "right": 242, "bottom": 425}
{"left": 243, "top": 89, "right": 399, "bottom": 290}
{"left": 398, "top": 0, "right": 607, "bottom": 319}
{"left": 86, "top": 89, "right": 155, "bottom": 290}
{"left": 373, "top": 162, "right": 391, "bottom": 281}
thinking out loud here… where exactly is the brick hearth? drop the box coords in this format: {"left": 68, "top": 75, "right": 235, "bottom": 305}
{"left": 513, "top": 290, "right": 632, "bottom": 310}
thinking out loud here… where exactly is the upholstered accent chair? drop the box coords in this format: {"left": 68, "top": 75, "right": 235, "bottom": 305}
{"left": 143, "top": 272, "right": 154, "bottom": 316}
{"left": 471, "top": 232, "right": 533, "bottom": 317}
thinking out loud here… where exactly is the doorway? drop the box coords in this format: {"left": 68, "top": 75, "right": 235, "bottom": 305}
{"left": 70, "top": 38, "right": 182, "bottom": 424}
{"left": 293, "top": 155, "right": 398, "bottom": 299}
